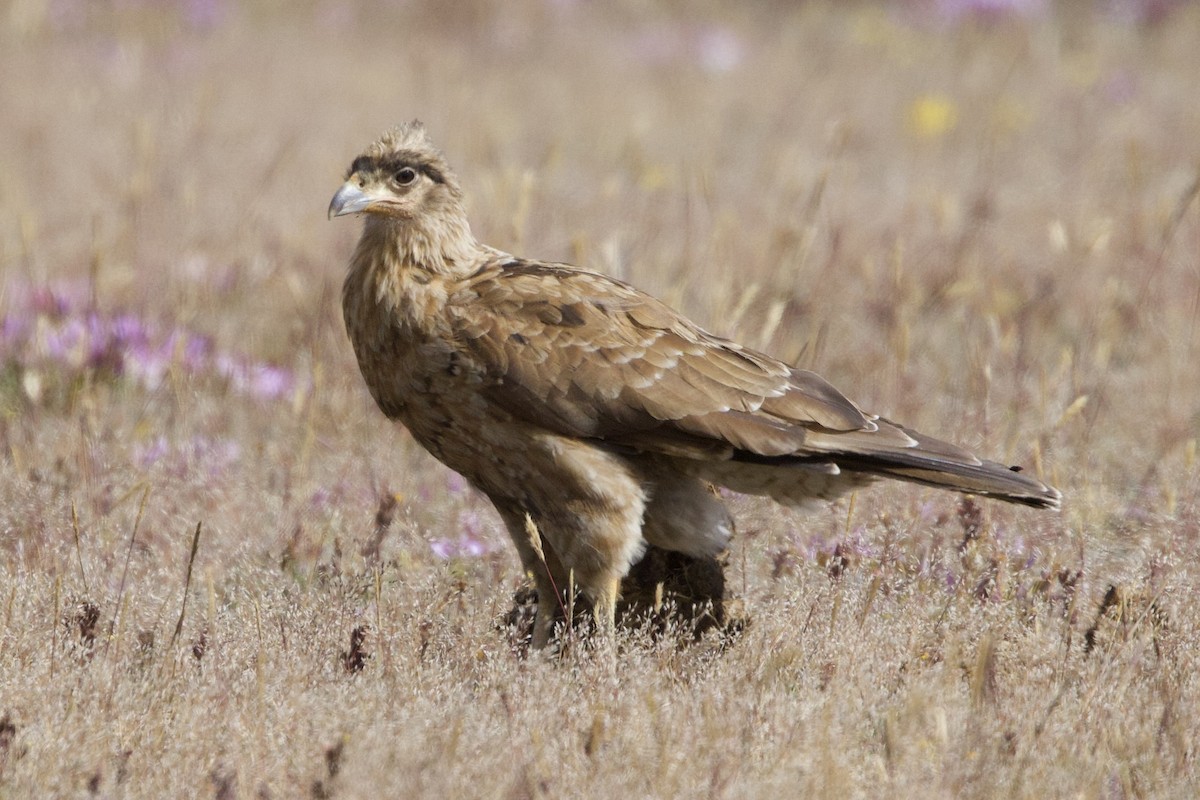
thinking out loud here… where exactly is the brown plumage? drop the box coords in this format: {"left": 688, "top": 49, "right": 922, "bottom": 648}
{"left": 329, "top": 121, "right": 1061, "bottom": 647}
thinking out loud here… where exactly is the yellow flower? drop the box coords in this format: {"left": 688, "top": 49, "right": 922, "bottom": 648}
{"left": 908, "top": 94, "right": 959, "bottom": 139}
{"left": 638, "top": 164, "right": 669, "bottom": 191}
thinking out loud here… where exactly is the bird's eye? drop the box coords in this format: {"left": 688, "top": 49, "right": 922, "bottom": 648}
{"left": 394, "top": 167, "right": 418, "bottom": 186}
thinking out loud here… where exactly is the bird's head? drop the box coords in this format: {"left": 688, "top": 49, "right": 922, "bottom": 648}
{"left": 328, "top": 121, "right": 465, "bottom": 224}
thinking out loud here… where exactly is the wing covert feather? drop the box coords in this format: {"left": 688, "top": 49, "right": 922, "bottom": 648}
{"left": 450, "top": 260, "right": 869, "bottom": 454}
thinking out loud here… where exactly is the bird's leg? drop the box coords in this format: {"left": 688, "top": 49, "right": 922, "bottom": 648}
{"left": 495, "top": 505, "right": 566, "bottom": 650}
{"left": 591, "top": 574, "right": 621, "bottom": 640}
{"left": 530, "top": 572, "right": 558, "bottom": 650}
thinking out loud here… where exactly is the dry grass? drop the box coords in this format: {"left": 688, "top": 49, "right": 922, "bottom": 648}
{"left": 2, "top": 1, "right": 1199, "bottom": 797}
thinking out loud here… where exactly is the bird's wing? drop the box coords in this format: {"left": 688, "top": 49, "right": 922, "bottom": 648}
{"left": 448, "top": 258, "right": 1061, "bottom": 509}
{"left": 449, "top": 259, "right": 906, "bottom": 460}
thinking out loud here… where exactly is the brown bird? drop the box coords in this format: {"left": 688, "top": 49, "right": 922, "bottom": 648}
{"left": 329, "top": 121, "right": 1060, "bottom": 648}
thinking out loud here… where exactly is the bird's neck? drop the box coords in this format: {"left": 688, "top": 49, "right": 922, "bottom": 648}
{"left": 359, "top": 213, "right": 485, "bottom": 280}
{"left": 343, "top": 212, "right": 502, "bottom": 337}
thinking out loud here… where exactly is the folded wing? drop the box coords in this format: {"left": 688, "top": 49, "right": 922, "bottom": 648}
{"left": 450, "top": 259, "right": 1061, "bottom": 510}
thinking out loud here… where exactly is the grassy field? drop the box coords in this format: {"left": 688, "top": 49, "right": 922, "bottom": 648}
{"left": 2, "top": 1, "right": 1199, "bottom": 797}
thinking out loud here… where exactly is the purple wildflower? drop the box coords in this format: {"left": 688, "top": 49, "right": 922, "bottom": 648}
{"left": 459, "top": 538, "right": 488, "bottom": 558}
{"left": 133, "top": 434, "right": 241, "bottom": 478}
{"left": 629, "top": 23, "right": 744, "bottom": 74}
{"left": 4, "top": 279, "right": 302, "bottom": 404}
{"left": 134, "top": 436, "right": 170, "bottom": 469}
{"left": 182, "top": 333, "right": 211, "bottom": 370}
{"left": 309, "top": 487, "right": 333, "bottom": 511}
{"left": 110, "top": 314, "right": 151, "bottom": 348}
{"left": 189, "top": 436, "right": 241, "bottom": 477}
{"left": 427, "top": 535, "right": 491, "bottom": 560}
{"left": 1105, "top": 0, "right": 1185, "bottom": 24}
{"left": 428, "top": 509, "right": 498, "bottom": 560}
{"left": 247, "top": 364, "right": 293, "bottom": 401}
{"left": 695, "top": 26, "right": 743, "bottom": 74}
{"left": 41, "top": 317, "right": 87, "bottom": 365}
{"left": 0, "top": 314, "right": 30, "bottom": 351}
{"left": 29, "top": 285, "right": 70, "bottom": 316}
{"left": 123, "top": 342, "right": 172, "bottom": 390}
{"left": 215, "top": 355, "right": 294, "bottom": 401}
{"left": 182, "top": 0, "right": 226, "bottom": 29}
{"left": 934, "top": 0, "right": 1047, "bottom": 21}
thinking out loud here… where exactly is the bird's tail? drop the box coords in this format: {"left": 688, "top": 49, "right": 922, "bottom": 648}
{"left": 807, "top": 419, "right": 1062, "bottom": 510}
{"left": 841, "top": 456, "right": 1061, "bottom": 509}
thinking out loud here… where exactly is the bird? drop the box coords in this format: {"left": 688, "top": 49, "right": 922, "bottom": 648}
{"left": 329, "top": 121, "right": 1061, "bottom": 648}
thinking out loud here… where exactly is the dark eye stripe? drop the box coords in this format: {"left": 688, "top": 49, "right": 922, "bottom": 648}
{"left": 379, "top": 158, "right": 445, "bottom": 184}
{"left": 346, "top": 154, "right": 447, "bottom": 185}
{"left": 420, "top": 164, "right": 445, "bottom": 184}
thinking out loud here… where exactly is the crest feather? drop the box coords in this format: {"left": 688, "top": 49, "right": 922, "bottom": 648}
{"left": 368, "top": 120, "right": 434, "bottom": 158}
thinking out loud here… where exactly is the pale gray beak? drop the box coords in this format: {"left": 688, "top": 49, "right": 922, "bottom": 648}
{"left": 328, "top": 182, "right": 375, "bottom": 219}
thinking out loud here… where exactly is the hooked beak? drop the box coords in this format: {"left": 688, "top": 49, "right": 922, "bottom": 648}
{"left": 328, "top": 181, "right": 379, "bottom": 219}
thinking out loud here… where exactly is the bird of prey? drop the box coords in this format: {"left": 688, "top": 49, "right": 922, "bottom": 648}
{"left": 329, "top": 121, "right": 1061, "bottom": 648}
